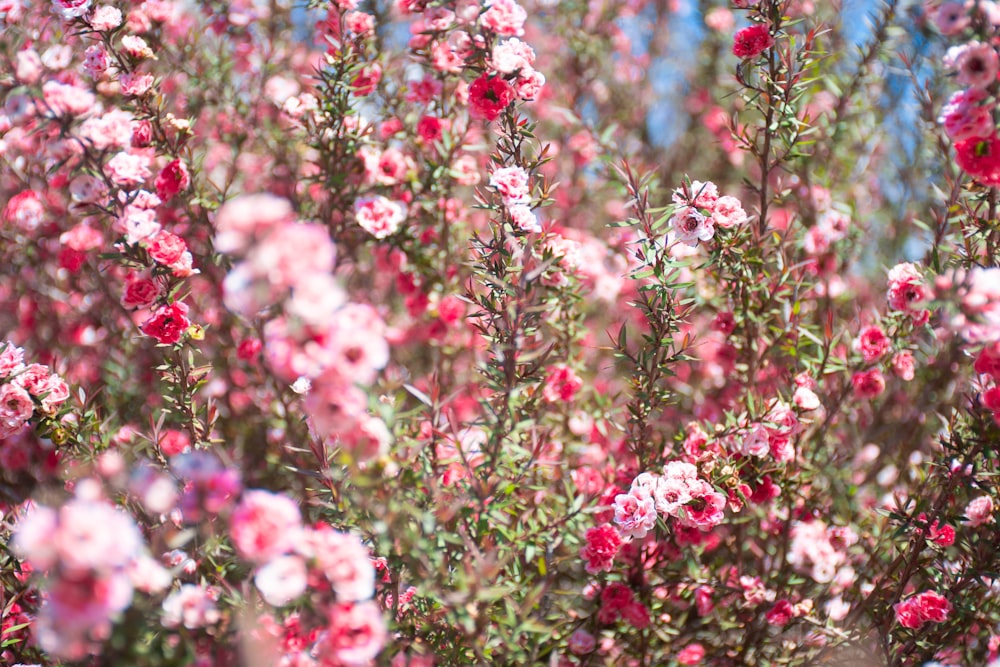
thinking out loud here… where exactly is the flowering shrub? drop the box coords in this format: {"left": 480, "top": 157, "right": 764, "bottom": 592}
{"left": 3, "top": 0, "right": 1000, "bottom": 665}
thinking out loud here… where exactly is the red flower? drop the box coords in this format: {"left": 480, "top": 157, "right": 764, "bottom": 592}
{"left": 147, "top": 231, "right": 188, "bottom": 266}
{"left": 468, "top": 74, "right": 514, "bottom": 121}
{"left": 732, "top": 24, "right": 774, "bottom": 59}
{"left": 955, "top": 135, "right": 1000, "bottom": 185}
{"left": 851, "top": 369, "right": 885, "bottom": 400}
{"left": 141, "top": 302, "right": 191, "bottom": 345}
{"left": 155, "top": 159, "right": 190, "bottom": 200}
{"left": 352, "top": 64, "right": 382, "bottom": 97}
{"left": 580, "top": 524, "right": 622, "bottom": 574}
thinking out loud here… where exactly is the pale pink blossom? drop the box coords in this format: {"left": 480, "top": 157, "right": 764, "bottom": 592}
{"left": 480, "top": 0, "right": 527, "bottom": 36}
{"left": 613, "top": 492, "right": 658, "bottom": 539}
{"left": 491, "top": 38, "right": 535, "bottom": 74}
{"left": 51, "top": 0, "right": 91, "bottom": 19}
{"left": 161, "top": 584, "right": 221, "bottom": 629}
{"left": 670, "top": 207, "right": 715, "bottom": 247}
{"left": 489, "top": 165, "right": 531, "bottom": 205}
{"left": 948, "top": 42, "right": 999, "bottom": 89}
{"left": 119, "top": 71, "right": 155, "bottom": 96}
{"left": 255, "top": 555, "right": 309, "bottom": 606}
{"left": 42, "top": 81, "right": 96, "bottom": 117}
{"left": 106, "top": 151, "right": 152, "bottom": 186}
{"left": 673, "top": 180, "right": 719, "bottom": 209}
{"left": 300, "top": 526, "right": 376, "bottom": 601}
{"left": 229, "top": 490, "right": 303, "bottom": 563}
{"left": 90, "top": 5, "right": 122, "bottom": 30}
{"left": 711, "top": 195, "right": 748, "bottom": 228}
{"left": 214, "top": 193, "right": 294, "bottom": 254}
{"left": 965, "top": 495, "right": 995, "bottom": 526}
{"left": 935, "top": 1, "right": 971, "bottom": 35}
{"left": 355, "top": 196, "right": 405, "bottom": 239}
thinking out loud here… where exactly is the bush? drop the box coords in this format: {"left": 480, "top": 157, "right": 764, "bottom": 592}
{"left": 2, "top": 0, "right": 1000, "bottom": 665}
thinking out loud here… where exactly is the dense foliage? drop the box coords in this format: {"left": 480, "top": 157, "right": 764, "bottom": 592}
{"left": 2, "top": 0, "right": 1000, "bottom": 665}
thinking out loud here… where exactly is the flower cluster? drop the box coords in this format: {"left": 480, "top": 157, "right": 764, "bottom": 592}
{"left": 894, "top": 590, "right": 952, "bottom": 630}
{"left": 216, "top": 195, "right": 390, "bottom": 455}
{"left": 0, "top": 342, "right": 69, "bottom": 438}
{"left": 12, "top": 488, "right": 167, "bottom": 660}
{"left": 612, "top": 461, "right": 728, "bottom": 540}
{"left": 668, "top": 180, "right": 748, "bottom": 247}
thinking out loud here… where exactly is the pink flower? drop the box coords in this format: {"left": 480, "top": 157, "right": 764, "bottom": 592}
{"left": 322, "top": 303, "right": 390, "bottom": 384}
{"left": 355, "top": 196, "right": 405, "bottom": 239}
{"left": 416, "top": 115, "right": 444, "bottom": 142}
{"left": 851, "top": 369, "right": 885, "bottom": 400}
{"left": 677, "top": 643, "right": 706, "bottom": 665}
{"left": 621, "top": 600, "right": 651, "bottom": 629}
{"left": 934, "top": 2, "right": 971, "bottom": 35}
{"left": 673, "top": 180, "right": 719, "bottom": 209}
{"left": 79, "top": 109, "right": 135, "bottom": 150}
{"left": 120, "top": 72, "right": 155, "bottom": 96}
{"left": 711, "top": 195, "right": 748, "bottom": 228}
{"left": 318, "top": 601, "right": 387, "bottom": 666}
{"left": 513, "top": 68, "right": 545, "bottom": 100}
{"left": 612, "top": 492, "right": 658, "bottom": 540}
{"left": 678, "top": 480, "right": 727, "bottom": 530}
{"left": 854, "top": 325, "right": 891, "bottom": 363}
{"left": 670, "top": 207, "right": 715, "bottom": 247}
{"left": 489, "top": 165, "right": 531, "bottom": 205}
{"left": 300, "top": 526, "right": 376, "bottom": 602}
{"left": 89, "top": 5, "right": 122, "bottom": 30}
{"left": 976, "top": 341, "right": 1000, "bottom": 379}
{"left": 480, "top": 0, "right": 527, "bottom": 36}
{"left": 568, "top": 629, "right": 596, "bottom": 655}
{"left": 542, "top": 364, "right": 582, "bottom": 402}
{"left": 0, "top": 383, "right": 34, "bottom": 434}
{"left": 83, "top": 44, "right": 109, "bottom": 77}
{"left": 214, "top": 193, "right": 294, "bottom": 254}
{"left": 352, "top": 63, "right": 382, "bottom": 96}
{"left": 119, "top": 205, "right": 161, "bottom": 244}
{"left": 580, "top": 525, "right": 622, "bottom": 573}
{"left": 965, "top": 495, "right": 995, "bottom": 526}
{"left": 740, "top": 423, "right": 770, "bottom": 457}
{"left": 766, "top": 599, "right": 794, "bottom": 626}
{"left": 793, "top": 385, "right": 821, "bottom": 410}
{"left": 491, "top": 37, "right": 535, "bottom": 74}
{"left": 468, "top": 74, "right": 514, "bottom": 121}
{"left": 938, "top": 88, "right": 995, "bottom": 142}
{"left": 106, "top": 151, "right": 152, "bottom": 186}
{"left": 161, "top": 584, "right": 221, "bottom": 629}
{"left": 695, "top": 586, "right": 715, "bottom": 615}
{"left": 955, "top": 135, "right": 1000, "bottom": 185}
{"left": 255, "top": 555, "right": 308, "bottom": 607}
{"left": 3, "top": 190, "right": 44, "bottom": 230}
{"left": 147, "top": 231, "right": 188, "bottom": 266}
{"left": 928, "top": 520, "right": 956, "bottom": 546}
{"left": 887, "top": 262, "right": 928, "bottom": 312}
{"left": 15, "top": 49, "right": 42, "bottom": 84}
{"left": 948, "top": 41, "right": 1000, "bottom": 89}
{"left": 141, "top": 302, "right": 191, "bottom": 345}
{"left": 894, "top": 591, "right": 951, "bottom": 629}
{"left": 345, "top": 10, "right": 374, "bottom": 34}
{"left": 158, "top": 429, "right": 191, "bottom": 457}
{"left": 14, "top": 363, "right": 51, "bottom": 396}
{"left": 733, "top": 24, "right": 774, "bottom": 59}
{"left": 508, "top": 203, "right": 540, "bottom": 232}
{"left": 155, "top": 159, "right": 190, "bottom": 200}
{"left": 892, "top": 350, "right": 916, "bottom": 381}
{"left": 0, "top": 342, "right": 25, "bottom": 378}
{"left": 51, "top": 0, "right": 91, "bottom": 19}
{"left": 229, "top": 490, "right": 302, "bottom": 563}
